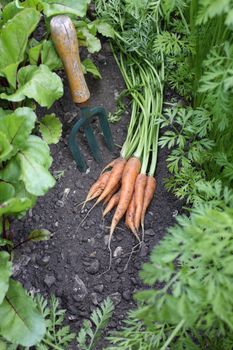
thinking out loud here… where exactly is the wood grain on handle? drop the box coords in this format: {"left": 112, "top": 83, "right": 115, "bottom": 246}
{"left": 50, "top": 15, "right": 90, "bottom": 104}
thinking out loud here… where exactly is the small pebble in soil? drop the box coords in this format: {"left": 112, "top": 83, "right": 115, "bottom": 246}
{"left": 117, "top": 267, "right": 123, "bottom": 274}
{"left": 97, "top": 54, "right": 107, "bottom": 64}
{"left": 85, "top": 259, "right": 100, "bottom": 274}
{"left": 113, "top": 246, "right": 123, "bottom": 258}
{"left": 73, "top": 275, "right": 88, "bottom": 302}
{"left": 139, "top": 242, "right": 149, "bottom": 257}
{"left": 93, "top": 284, "right": 104, "bottom": 293}
{"left": 114, "top": 89, "right": 119, "bottom": 99}
{"left": 68, "top": 315, "right": 77, "bottom": 321}
{"left": 91, "top": 292, "right": 99, "bottom": 306}
{"left": 13, "top": 254, "right": 32, "bottom": 277}
{"left": 44, "top": 274, "right": 56, "bottom": 288}
{"left": 109, "top": 292, "right": 122, "bottom": 306}
{"left": 89, "top": 251, "right": 97, "bottom": 258}
{"left": 145, "top": 228, "right": 155, "bottom": 236}
{"left": 88, "top": 237, "right": 95, "bottom": 246}
{"left": 105, "top": 275, "right": 111, "bottom": 283}
{"left": 41, "top": 256, "right": 50, "bottom": 264}
{"left": 122, "top": 290, "right": 131, "bottom": 301}
{"left": 172, "top": 210, "right": 179, "bottom": 217}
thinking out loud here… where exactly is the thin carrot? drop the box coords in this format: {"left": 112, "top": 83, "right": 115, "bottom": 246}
{"left": 101, "top": 158, "right": 120, "bottom": 174}
{"left": 125, "top": 193, "right": 140, "bottom": 241}
{"left": 96, "top": 158, "right": 126, "bottom": 204}
{"left": 103, "top": 183, "right": 120, "bottom": 205}
{"left": 134, "top": 173, "right": 147, "bottom": 231}
{"left": 110, "top": 157, "right": 141, "bottom": 238}
{"left": 141, "top": 176, "right": 156, "bottom": 230}
{"left": 84, "top": 171, "right": 111, "bottom": 203}
{"left": 103, "top": 190, "right": 121, "bottom": 217}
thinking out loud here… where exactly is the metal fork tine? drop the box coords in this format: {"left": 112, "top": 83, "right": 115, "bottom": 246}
{"left": 90, "top": 107, "right": 114, "bottom": 152}
{"left": 83, "top": 124, "right": 102, "bottom": 163}
{"left": 68, "top": 119, "right": 88, "bottom": 172}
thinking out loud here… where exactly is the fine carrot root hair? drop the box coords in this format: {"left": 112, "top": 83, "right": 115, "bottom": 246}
{"left": 134, "top": 173, "right": 147, "bottom": 231}
{"left": 110, "top": 157, "right": 141, "bottom": 239}
{"left": 103, "top": 190, "right": 121, "bottom": 218}
{"left": 141, "top": 176, "right": 156, "bottom": 232}
{"left": 125, "top": 193, "right": 140, "bottom": 242}
{"left": 96, "top": 158, "right": 126, "bottom": 205}
{"left": 86, "top": 187, "right": 103, "bottom": 203}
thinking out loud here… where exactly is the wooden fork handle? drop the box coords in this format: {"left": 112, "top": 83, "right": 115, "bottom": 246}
{"left": 50, "top": 15, "right": 90, "bottom": 104}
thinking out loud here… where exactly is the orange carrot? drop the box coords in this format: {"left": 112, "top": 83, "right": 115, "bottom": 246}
{"left": 141, "top": 176, "right": 156, "bottom": 229}
{"left": 85, "top": 171, "right": 111, "bottom": 202}
{"left": 103, "top": 190, "right": 121, "bottom": 217}
{"left": 110, "top": 157, "right": 141, "bottom": 238}
{"left": 103, "top": 183, "right": 120, "bottom": 205}
{"left": 134, "top": 173, "right": 147, "bottom": 231}
{"left": 96, "top": 158, "right": 126, "bottom": 204}
{"left": 125, "top": 193, "right": 139, "bottom": 240}
{"left": 101, "top": 158, "right": 119, "bottom": 174}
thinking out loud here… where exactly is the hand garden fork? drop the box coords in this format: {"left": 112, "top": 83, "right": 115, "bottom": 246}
{"left": 50, "top": 15, "right": 114, "bottom": 172}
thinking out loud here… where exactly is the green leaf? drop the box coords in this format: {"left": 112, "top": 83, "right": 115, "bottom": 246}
{"left": 0, "top": 279, "right": 46, "bottom": 346}
{"left": 77, "top": 298, "right": 114, "bottom": 350}
{"left": 0, "top": 107, "right": 36, "bottom": 156}
{"left": 0, "top": 157, "right": 21, "bottom": 183}
{"left": 225, "top": 8, "right": 233, "bottom": 26}
{"left": 0, "top": 239, "right": 13, "bottom": 247}
{"left": 82, "top": 58, "right": 101, "bottom": 79}
{"left": 18, "top": 135, "right": 55, "bottom": 196}
{"left": 79, "top": 27, "right": 101, "bottom": 53}
{"left": 95, "top": 20, "right": 115, "bottom": 38}
{"left": 1, "top": 2, "right": 21, "bottom": 23}
{"left": 41, "top": 40, "right": 63, "bottom": 71}
{"left": 0, "top": 108, "right": 11, "bottom": 118}
{"left": 0, "top": 182, "right": 15, "bottom": 203}
{"left": 28, "top": 41, "right": 43, "bottom": 65}
{"left": 42, "top": 0, "right": 90, "bottom": 17}
{"left": 0, "top": 8, "right": 40, "bottom": 87}
{"left": 0, "top": 131, "right": 13, "bottom": 161}
{"left": 28, "top": 39, "right": 62, "bottom": 70}
{"left": 20, "top": 135, "right": 53, "bottom": 169}
{"left": 0, "top": 0, "right": 13, "bottom": 7}
{"left": 197, "top": 0, "right": 230, "bottom": 24}
{"left": 0, "top": 197, "right": 32, "bottom": 216}
{"left": 1, "top": 65, "right": 63, "bottom": 108}
{"left": 28, "top": 229, "right": 51, "bottom": 241}
{"left": 0, "top": 339, "right": 7, "bottom": 350}
{"left": 0, "top": 252, "right": 12, "bottom": 305}
{"left": 39, "top": 114, "right": 62, "bottom": 144}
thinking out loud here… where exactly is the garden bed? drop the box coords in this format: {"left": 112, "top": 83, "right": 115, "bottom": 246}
{"left": 13, "top": 44, "right": 183, "bottom": 345}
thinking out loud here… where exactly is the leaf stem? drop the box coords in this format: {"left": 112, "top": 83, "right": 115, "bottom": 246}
{"left": 42, "top": 338, "right": 64, "bottom": 350}
{"left": 160, "top": 319, "right": 185, "bottom": 350}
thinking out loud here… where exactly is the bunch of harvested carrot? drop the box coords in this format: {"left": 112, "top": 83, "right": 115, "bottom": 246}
{"left": 83, "top": 53, "right": 163, "bottom": 244}
{"left": 82, "top": 1, "right": 166, "bottom": 248}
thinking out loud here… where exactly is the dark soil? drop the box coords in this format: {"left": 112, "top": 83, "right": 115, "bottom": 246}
{"left": 14, "top": 43, "right": 183, "bottom": 349}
